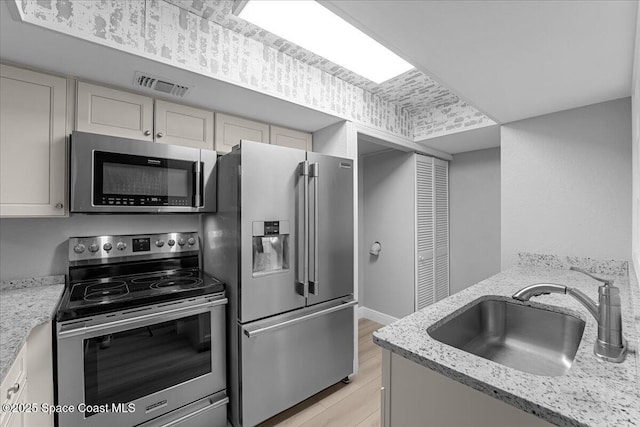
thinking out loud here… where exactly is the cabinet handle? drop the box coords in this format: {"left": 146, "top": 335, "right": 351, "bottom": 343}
{"left": 55, "top": 203, "right": 63, "bottom": 209}
{"left": 6, "top": 383, "right": 19, "bottom": 399}
{"left": 380, "top": 386, "right": 386, "bottom": 426}
{"left": 144, "top": 130, "right": 151, "bottom": 136}
{"left": 156, "top": 132, "right": 164, "bottom": 138}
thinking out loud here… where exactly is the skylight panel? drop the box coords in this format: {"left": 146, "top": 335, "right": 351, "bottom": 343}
{"left": 238, "top": 1, "right": 414, "bottom": 84}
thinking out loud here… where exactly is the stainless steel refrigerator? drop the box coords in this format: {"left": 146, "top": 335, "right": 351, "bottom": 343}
{"left": 203, "top": 140, "right": 356, "bottom": 427}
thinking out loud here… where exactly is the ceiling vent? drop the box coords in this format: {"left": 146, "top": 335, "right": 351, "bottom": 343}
{"left": 133, "top": 72, "right": 190, "bottom": 97}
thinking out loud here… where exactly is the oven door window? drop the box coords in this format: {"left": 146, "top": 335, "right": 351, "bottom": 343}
{"left": 93, "top": 151, "right": 196, "bottom": 207}
{"left": 83, "top": 313, "right": 211, "bottom": 415}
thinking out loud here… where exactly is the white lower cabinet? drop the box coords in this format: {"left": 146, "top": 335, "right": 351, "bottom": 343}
{"left": 0, "top": 323, "right": 53, "bottom": 427}
{"left": 381, "top": 349, "right": 551, "bottom": 427}
{"left": 0, "top": 346, "right": 26, "bottom": 427}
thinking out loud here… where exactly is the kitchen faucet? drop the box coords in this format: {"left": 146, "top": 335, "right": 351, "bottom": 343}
{"left": 512, "top": 267, "right": 627, "bottom": 363}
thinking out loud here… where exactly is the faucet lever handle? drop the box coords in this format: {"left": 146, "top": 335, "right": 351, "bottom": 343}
{"left": 569, "top": 266, "right": 613, "bottom": 286}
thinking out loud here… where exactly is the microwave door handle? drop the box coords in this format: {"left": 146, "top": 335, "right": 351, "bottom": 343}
{"left": 309, "top": 162, "right": 319, "bottom": 295}
{"left": 297, "top": 161, "right": 309, "bottom": 298}
{"left": 194, "top": 161, "right": 202, "bottom": 207}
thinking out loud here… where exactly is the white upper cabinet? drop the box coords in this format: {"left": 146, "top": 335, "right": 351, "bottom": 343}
{"left": 76, "top": 82, "right": 215, "bottom": 150}
{"left": 76, "top": 82, "right": 154, "bottom": 141}
{"left": 270, "top": 125, "right": 312, "bottom": 151}
{"left": 215, "top": 113, "right": 269, "bottom": 154}
{"left": 154, "top": 100, "right": 214, "bottom": 150}
{"left": 0, "top": 64, "right": 68, "bottom": 217}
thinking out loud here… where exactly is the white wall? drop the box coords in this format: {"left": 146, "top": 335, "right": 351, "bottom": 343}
{"left": 449, "top": 147, "right": 501, "bottom": 294}
{"left": 632, "top": 4, "right": 640, "bottom": 283}
{"left": 361, "top": 150, "right": 415, "bottom": 319}
{"left": 501, "top": 98, "right": 632, "bottom": 268}
{"left": 0, "top": 215, "right": 200, "bottom": 281}
{"left": 358, "top": 151, "right": 365, "bottom": 303}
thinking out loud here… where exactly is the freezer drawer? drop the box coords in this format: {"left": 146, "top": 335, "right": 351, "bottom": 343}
{"left": 239, "top": 298, "right": 356, "bottom": 427}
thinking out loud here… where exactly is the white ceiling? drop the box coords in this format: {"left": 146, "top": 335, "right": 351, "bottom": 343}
{"left": 166, "top": 0, "right": 465, "bottom": 113}
{"left": 324, "top": 0, "right": 638, "bottom": 124}
{"left": 0, "top": 2, "right": 342, "bottom": 133}
{"left": 417, "top": 125, "right": 500, "bottom": 155}
{"left": 357, "top": 133, "right": 401, "bottom": 156}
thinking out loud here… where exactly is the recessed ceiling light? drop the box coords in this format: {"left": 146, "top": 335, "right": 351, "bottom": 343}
{"left": 237, "top": 0, "right": 414, "bottom": 84}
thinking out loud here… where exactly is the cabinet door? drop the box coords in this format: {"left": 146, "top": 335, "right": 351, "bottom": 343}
{"left": 4, "top": 382, "right": 27, "bottom": 427}
{"left": 154, "top": 100, "right": 214, "bottom": 150}
{"left": 270, "top": 125, "right": 312, "bottom": 151}
{"left": 0, "top": 64, "right": 67, "bottom": 217}
{"left": 25, "top": 322, "right": 54, "bottom": 427}
{"left": 214, "top": 113, "right": 269, "bottom": 154}
{"left": 0, "top": 345, "right": 26, "bottom": 427}
{"left": 76, "top": 82, "right": 153, "bottom": 141}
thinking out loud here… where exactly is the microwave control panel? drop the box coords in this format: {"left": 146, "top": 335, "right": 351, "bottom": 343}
{"left": 96, "top": 195, "right": 192, "bottom": 207}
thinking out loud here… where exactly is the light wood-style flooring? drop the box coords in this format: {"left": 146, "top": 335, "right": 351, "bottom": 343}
{"left": 257, "top": 318, "right": 384, "bottom": 427}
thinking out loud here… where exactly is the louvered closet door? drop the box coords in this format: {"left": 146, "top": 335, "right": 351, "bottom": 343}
{"left": 415, "top": 155, "right": 449, "bottom": 311}
{"left": 416, "top": 155, "right": 435, "bottom": 310}
{"left": 434, "top": 159, "right": 449, "bottom": 302}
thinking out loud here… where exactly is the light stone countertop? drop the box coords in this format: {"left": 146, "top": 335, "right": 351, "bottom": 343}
{"left": 0, "top": 276, "right": 65, "bottom": 383}
{"left": 373, "top": 259, "right": 639, "bottom": 427}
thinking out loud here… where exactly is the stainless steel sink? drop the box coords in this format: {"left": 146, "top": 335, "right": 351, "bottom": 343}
{"left": 428, "top": 297, "right": 585, "bottom": 376}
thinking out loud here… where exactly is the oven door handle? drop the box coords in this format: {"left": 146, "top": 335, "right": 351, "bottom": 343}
{"left": 58, "top": 298, "right": 227, "bottom": 339}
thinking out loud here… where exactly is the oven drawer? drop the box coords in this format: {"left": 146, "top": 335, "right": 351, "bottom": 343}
{"left": 239, "top": 299, "right": 355, "bottom": 426}
{"left": 139, "top": 392, "right": 228, "bottom": 427}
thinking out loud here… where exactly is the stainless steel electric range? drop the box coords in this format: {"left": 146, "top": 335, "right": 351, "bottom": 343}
{"left": 55, "top": 232, "right": 228, "bottom": 427}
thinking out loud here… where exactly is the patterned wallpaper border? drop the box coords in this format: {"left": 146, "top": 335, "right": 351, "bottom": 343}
{"left": 163, "top": 0, "right": 496, "bottom": 139}
{"left": 16, "top": 0, "right": 494, "bottom": 142}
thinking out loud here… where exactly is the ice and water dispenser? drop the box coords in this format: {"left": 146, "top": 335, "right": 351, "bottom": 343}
{"left": 252, "top": 221, "right": 289, "bottom": 275}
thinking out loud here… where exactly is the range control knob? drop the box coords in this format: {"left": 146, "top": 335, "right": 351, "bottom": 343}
{"left": 73, "top": 243, "right": 86, "bottom": 254}
{"left": 187, "top": 237, "right": 196, "bottom": 246}
{"left": 168, "top": 239, "right": 176, "bottom": 247}
{"left": 116, "top": 241, "right": 127, "bottom": 251}
{"left": 177, "top": 238, "right": 186, "bottom": 247}
{"left": 88, "top": 243, "right": 99, "bottom": 253}
{"left": 155, "top": 240, "right": 165, "bottom": 248}
{"left": 103, "top": 243, "right": 113, "bottom": 252}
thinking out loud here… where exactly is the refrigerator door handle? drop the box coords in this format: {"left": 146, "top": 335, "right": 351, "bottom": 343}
{"left": 309, "top": 162, "right": 320, "bottom": 295}
{"left": 297, "top": 161, "right": 309, "bottom": 298}
{"left": 242, "top": 299, "right": 357, "bottom": 338}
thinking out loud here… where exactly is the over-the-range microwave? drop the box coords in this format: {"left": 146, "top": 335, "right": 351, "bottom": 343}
{"left": 70, "top": 131, "right": 216, "bottom": 213}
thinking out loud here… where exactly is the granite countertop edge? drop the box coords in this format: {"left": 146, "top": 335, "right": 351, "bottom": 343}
{"left": 0, "top": 276, "right": 65, "bottom": 383}
{"left": 373, "top": 261, "right": 639, "bottom": 427}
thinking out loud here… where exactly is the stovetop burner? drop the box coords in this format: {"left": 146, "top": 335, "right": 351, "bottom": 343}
{"left": 130, "top": 270, "right": 195, "bottom": 284}
{"left": 83, "top": 281, "right": 129, "bottom": 302}
{"left": 58, "top": 232, "right": 225, "bottom": 321}
{"left": 150, "top": 277, "right": 204, "bottom": 289}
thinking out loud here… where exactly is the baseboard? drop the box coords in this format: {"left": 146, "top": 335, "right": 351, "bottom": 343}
{"left": 358, "top": 306, "right": 399, "bottom": 325}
